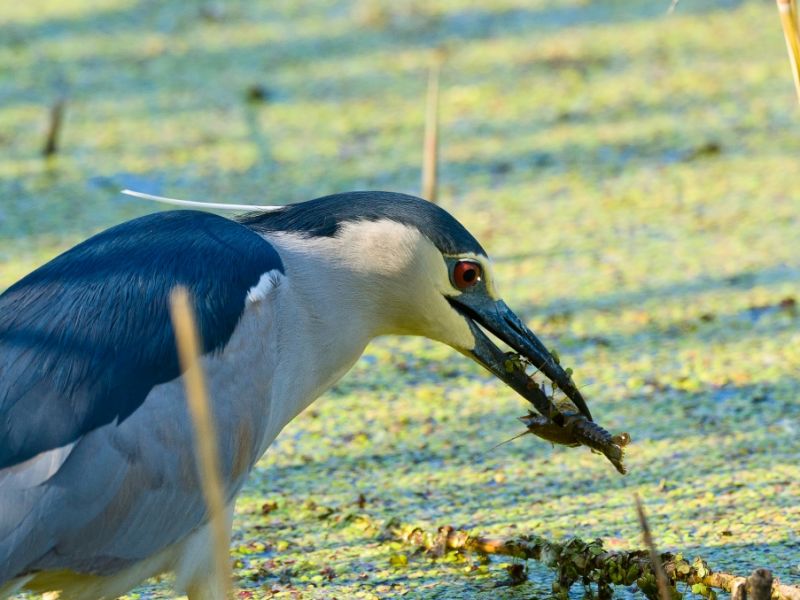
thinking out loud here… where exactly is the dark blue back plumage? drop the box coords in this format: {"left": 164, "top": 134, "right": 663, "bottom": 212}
{"left": 0, "top": 210, "right": 282, "bottom": 469}
{"left": 240, "top": 191, "right": 486, "bottom": 257}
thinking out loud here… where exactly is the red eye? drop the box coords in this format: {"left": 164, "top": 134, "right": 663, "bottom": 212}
{"left": 453, "top": 260, "right": 482, "bottom": 289}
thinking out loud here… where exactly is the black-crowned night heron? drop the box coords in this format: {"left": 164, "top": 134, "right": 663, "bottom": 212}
{"left": 0, "top": 191, "right": 591, "bottom": 599}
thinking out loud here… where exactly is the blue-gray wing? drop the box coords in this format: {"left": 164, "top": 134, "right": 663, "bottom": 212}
{"left": 0, "top": 210, "right": 283, "bottom": 583}
{"left": 0, "top": 209, "right": 282, "bottom": 470}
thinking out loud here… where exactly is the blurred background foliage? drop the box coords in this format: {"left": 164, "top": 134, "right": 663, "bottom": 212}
{"left": 1, "top": 0, "right": 799, "bottom": 598}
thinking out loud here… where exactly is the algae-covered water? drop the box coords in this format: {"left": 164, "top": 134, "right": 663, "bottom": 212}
{"left": 2, "top": 0, "right": 799, "bottom": 597}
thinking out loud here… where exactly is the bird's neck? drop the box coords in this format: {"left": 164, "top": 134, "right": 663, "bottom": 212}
{"left": 257, "top": 232, "right": 381, "bottom": 437}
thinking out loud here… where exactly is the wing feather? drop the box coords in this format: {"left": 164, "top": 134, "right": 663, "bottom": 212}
{"left": 0, "top": 210, "right": 282, "bottom": 469}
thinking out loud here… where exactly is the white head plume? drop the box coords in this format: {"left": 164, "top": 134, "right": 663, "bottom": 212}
{"left": 121, "top": 189, "right": 284, "bottom": 212}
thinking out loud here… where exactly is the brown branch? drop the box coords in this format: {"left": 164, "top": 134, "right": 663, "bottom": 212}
{"left": 386, "top": 523, "right": 800, "bottom": 600}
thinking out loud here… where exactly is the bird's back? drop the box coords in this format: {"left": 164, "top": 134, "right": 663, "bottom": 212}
{"left": 0, "top": 209, "right": 282, "bottom": 470}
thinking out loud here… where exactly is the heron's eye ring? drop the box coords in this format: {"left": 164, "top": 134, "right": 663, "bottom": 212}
{"left": 453, "top": 260, "right": 482, "bottom": 289}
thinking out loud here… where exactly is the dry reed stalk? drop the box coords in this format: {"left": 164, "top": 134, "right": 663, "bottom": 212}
{"left": 777, "top": 0, "right": 800, "bottom": 104}
{"left": 421, "top": 56, "right": 441, "bottom": 203}
{"left": 169, "top": 287, "right": 233, "bottom": 599}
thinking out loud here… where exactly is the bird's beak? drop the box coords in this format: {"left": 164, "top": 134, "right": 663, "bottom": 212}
{"left": 447, "top": 295, "right": 592, "bottom": 422}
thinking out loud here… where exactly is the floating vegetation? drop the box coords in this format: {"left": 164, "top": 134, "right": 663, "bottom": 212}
{"left": 387, "top": 521, "right": 800, "bottom": 600}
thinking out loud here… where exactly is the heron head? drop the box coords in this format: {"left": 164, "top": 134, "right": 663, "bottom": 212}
{"left": 240, "top": 191, "right": 591, "bottom": 421}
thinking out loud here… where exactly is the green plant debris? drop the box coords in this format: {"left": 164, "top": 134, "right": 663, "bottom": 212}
{"left": 3, "top": 0, "right": 800, "bottom": 598}
{"left": 387, "top": 521, "right": 800, "bottom": 600}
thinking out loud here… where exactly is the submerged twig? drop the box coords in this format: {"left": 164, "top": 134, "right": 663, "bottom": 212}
{"left": 42, "top": 96, "right": 66, "bottom": 157}
{"left": 384, "top": 522, "right": 800, "bottom": 600}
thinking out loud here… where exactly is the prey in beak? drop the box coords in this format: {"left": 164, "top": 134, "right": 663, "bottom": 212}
{"left": 442, "top": 256, "right": 630, "bottom": 474}
{"left": 443, "top": 257, "right": 591, "bottom": 423}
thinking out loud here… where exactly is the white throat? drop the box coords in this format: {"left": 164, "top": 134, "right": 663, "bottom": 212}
{"left": 252, "top": 218, "right": 474, "bottom": 447}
